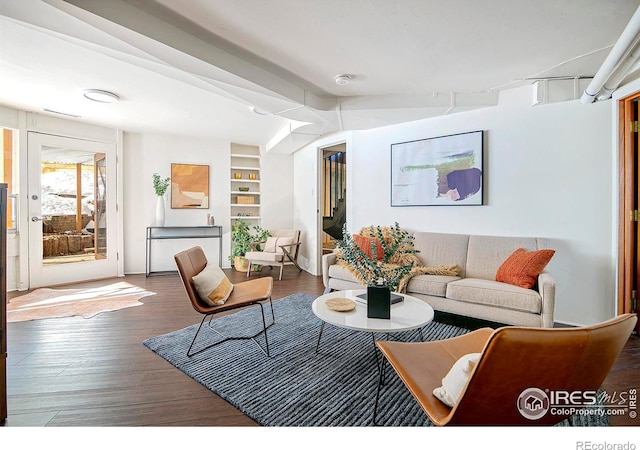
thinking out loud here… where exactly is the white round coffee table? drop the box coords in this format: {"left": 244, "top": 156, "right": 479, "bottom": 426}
{"left": 312, "top": 289, "right": 434, "bottom": 353}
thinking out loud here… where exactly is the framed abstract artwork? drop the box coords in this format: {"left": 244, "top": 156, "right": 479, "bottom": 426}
{"left": 391, "top": 130, "right": 484, "bottom": 206}
{"left": 171, "top": 163, "right": 209, "bottom": 209}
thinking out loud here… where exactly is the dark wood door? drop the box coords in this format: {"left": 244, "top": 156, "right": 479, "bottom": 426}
{"left": 0, "top": 183, "right": 7, "bottom": 422}
{"left": 618, "top": 96, "right": 640, "bottom": 333}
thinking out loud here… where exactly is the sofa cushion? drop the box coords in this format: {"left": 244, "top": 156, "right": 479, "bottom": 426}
{"left": 406, "top": 274, "right": 462, "bottom": 297}
{"left": 328, "top": 263, "right": 361, "bottom": 283}
{"left": 446, "top": 278, "right": 542, "bottom": 314}
{"left": 465, "top": 235, "right": 545, "bottom": 280}
{"left": 412, "top": 232, "right": 470, "bottom": 277}
{"left": 496, "top": 248, "right": 555, "bottom": 289}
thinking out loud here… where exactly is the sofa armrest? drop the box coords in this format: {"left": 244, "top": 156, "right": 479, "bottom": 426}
{"left": 538, "top": 272, "right": 556, "bottom": 328}
{"left": 322, "top": 253, "right": 337, "bottom": 288}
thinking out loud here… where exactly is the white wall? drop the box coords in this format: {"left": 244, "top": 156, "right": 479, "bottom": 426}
{"left": 123, "top": 133, "right": 230, "bottom": 272}
{"left": 260, "top": 149, "right": 295, "bottom": 230}
{"left": 122, "top": 133, "right": 295, "bottom": 273}
{"left": 293, "top": 133, "right": 353, "bottom": 275}
{"left": 294, "top": 85, "right": 615, "bottom": 326}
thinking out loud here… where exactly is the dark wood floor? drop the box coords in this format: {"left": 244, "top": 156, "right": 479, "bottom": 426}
{"left": 2, "top": 267, "right": 638, "bottom": 427}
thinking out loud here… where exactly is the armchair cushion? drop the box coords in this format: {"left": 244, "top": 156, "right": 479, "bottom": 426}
{"left": 245, "top": 251, "right": 284, "bottom": 263}
{"left": 191, "top": 264, "right": 234, "bottom": 306}
{"left": 264, "top": 236, "right": 294, "bottom": 253}
{"left": 433, "top": 352, "right": 481, "bottom": 407}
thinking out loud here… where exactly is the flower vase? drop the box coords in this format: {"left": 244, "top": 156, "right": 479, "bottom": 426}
{"left": 366, "top": 284, "right": 391, "bottom": 319}
{"left": 154, "top": 195, "right": 165, "bottom": 227}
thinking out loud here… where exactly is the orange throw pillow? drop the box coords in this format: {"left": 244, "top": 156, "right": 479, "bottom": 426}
{"left": 496, "top": 248, "right": 555, "bottom": 289}
{"left": 352, "top": 234, "right": 384, "bottom": 261}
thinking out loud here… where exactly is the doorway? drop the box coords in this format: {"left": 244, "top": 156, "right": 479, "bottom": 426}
{"left": 618, "top": 93, "right": 640, "bottom": 333}
{"left": 27, "top": 132, "right": 117, "bottom": 288}
{"left": 320, "top": 143, "right": 347, "bottom": 255}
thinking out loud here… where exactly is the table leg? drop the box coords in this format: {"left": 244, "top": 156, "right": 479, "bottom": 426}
{"left": 315, "top": 322, "right": 325, "bottom": 354}
{"left": 371, "top": 332, "right": 390, "bottom": 385}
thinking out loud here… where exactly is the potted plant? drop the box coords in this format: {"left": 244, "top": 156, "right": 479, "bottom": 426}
{"left": 229, "top": 219, "right": 271, "bottom": 272}
{"left": 336, "top": 222, "right": 417, "bottom": 291}
{"left": 336, "top": 222, "right": 418, "bottom": 318}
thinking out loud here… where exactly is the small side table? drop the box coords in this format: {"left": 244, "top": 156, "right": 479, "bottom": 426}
{"left": 146, "top": 226, "right": 223, "bottom": 276}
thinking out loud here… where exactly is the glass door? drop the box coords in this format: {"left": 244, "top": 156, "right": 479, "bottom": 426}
{"left": 94, "top": 152, "right": 107, "bottom": 260}
{"left": 27, "top": 132, "right": 117, "bottom": 288}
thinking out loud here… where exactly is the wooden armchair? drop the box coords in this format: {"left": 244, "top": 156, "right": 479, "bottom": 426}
{"left": 245, "top": 229, "right": 302, "bottom": 280}
{"left": 374, "top": 313, "right": 637, "bottom": 425}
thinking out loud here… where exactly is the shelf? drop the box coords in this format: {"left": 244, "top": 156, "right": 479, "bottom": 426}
{"left": 231, "top": 144, "right": 261, "bottom": 241}
{"left": 231, "top": 166, "right": 260, "bottom": 171}
{"left": 231, "top": 153, "right": 260, "bottom": 159}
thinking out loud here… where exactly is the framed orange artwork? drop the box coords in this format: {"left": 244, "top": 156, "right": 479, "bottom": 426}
{"left": 171, "top": 163, "right": 209, "bottom": 209}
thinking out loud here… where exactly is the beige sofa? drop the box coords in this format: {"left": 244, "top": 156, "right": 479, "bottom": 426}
{"left": 322, "top": 231, "right": 556, "bottom": 328}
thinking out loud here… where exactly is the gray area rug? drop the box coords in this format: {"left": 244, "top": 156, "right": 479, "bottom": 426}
{"left": 143, "top": 292, "right": 607, "bottom": 427}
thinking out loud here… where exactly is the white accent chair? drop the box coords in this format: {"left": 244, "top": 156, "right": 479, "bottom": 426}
{"left": 245, "top": 230, "right": 302, "bottom": 280}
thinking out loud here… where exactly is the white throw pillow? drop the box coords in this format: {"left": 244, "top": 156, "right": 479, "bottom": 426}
{"left": 432, "top": 352, "right": 481, "bottom": 407}
{"left": 263, "top": 236, "right": 279, "bottom": 252}
{"left": 191, "top": 264, "right": 234, "bottom": 306}
{"left": 263, "top": 236, "right": 294, "bottom": 253}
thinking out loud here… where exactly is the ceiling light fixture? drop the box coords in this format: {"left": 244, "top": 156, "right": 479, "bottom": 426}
{"left": 335, "top": 74, "right": 354, "bottom": 86}
{"left": 83, "top": 89, "right": 120, "bottom": 103}
{"left": 251, "top": 106, "right": 272, "bottom": 116}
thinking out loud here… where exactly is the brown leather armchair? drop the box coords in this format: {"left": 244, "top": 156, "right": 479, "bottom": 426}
{"left": 175, "top": 246, "right": 274, "bottom": 357}
{"left": 374, "top": 313, "right": 637, "bottom": 425}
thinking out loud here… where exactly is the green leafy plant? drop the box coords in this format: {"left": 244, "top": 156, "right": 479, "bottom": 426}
{"left": 152, "top": 173, "right": 171, "bottom": 196}
{"left": 229, "top": 219, "right": 271, "bottom": 261}
{"left": 336, "top": 222, "right": 417, "bottom": 291}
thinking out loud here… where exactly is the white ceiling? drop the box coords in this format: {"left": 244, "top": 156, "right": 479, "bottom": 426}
{"left": 1, "top": 0, "right": 639, "bottom": 153}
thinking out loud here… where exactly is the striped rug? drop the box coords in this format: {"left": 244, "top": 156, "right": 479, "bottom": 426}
{"left": 142, "top": 292, "right": 606, "bottom": 427}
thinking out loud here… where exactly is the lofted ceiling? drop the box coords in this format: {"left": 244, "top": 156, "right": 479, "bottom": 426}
{"left": 1, "top": 0, "right": 639, "bottom": 153}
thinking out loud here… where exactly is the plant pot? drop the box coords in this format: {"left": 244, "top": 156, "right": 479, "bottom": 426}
{"left": 366, "top": 285, "right": 391, "bottom": 319}
{"left": 153, "top": 196, "right": 165, "bottom": 227}
{"left": 234, "top": 256, "right": 249, "bottom": 272}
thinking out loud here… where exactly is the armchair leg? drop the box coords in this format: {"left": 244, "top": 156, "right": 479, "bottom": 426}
{"left": 187, "top": 314, "right": 210, "bottom": 357}
{"left": 283, "top": 248, "right": 303, "bottom": 272}
{"left": 246, "top": 261, "right": 251, "bottom": 278}
{"left": 186, "top": 302, "right": 275, "bottom": 358}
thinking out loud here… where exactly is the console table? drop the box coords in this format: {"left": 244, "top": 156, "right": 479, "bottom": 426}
{"left": 146, "top": 226, "right": 223, "bottom": 276}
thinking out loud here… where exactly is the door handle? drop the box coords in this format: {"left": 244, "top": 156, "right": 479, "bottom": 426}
{"left": 31, "top": 216, "right": 42, "bottom": 222}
